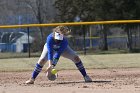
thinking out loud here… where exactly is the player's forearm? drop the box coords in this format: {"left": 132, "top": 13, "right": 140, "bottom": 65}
{"left": 48, "top": 60, "right": 53, "bottom": 66}
{"left": 47, "top": 39, "right": 53, "bottom": 60}
{"left": 48, "top": 60, "right": 55, "bottom": 68}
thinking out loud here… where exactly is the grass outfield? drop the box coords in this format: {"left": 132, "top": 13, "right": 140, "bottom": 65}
{"left": 0, "top": 53, "right": 140, "bottom": 71}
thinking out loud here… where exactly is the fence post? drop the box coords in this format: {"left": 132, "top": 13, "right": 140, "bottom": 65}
{"left": 83, "top": 25, "right": 86, "bottom": 55}
{"left": 27, "top": 27, "right": 30, "bottom": 58}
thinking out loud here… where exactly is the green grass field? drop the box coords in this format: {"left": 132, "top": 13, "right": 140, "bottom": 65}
{"left": 0, "top": 53, "right": 140, "bottom": 72}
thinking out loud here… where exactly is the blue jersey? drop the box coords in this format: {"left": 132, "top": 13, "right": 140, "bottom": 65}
{"left": 46, "top": 33, "right": 68, "bottom": 61}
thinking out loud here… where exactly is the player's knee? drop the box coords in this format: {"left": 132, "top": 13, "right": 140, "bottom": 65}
{"left": 38, "top": 58, "right": 46, "bottom": 66}
{"left": 74, "top": 56, "right": 80, "bottom": 62}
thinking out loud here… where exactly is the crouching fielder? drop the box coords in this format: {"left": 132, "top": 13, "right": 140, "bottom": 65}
{"left": 26, "top": 26, "right": 92, "bottom": 84}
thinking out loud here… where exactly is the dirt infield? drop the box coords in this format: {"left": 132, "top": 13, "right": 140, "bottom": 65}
{"left": 0, "top": 68, "right": 140, "bottom": 93}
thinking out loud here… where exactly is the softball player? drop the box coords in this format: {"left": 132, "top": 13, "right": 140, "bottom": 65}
{"left": 26, "top": 26, "right": 92, "bottom": 84}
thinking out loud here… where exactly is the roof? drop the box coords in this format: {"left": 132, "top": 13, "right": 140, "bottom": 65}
{"left": 0, "top": 32, "right": 33, "bottom": 43}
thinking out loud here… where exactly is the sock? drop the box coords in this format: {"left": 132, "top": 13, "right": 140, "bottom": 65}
{"left": 75, "top": 61, "right": 87, "bottom": 77}
{"left": 32, "top": 63, "right": 43, "bottom": 79}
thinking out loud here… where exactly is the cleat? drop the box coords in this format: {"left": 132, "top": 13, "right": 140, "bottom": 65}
{"left": 84, "top": 75, "right": 92, "bottom": 82}
{"left": 25, "top": 78, "right": 35, "bottom": 84}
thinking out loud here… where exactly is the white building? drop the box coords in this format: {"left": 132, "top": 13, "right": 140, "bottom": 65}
{"left": 16, "top": 32, "right": 34, "bottom": 52}
{"left": 0, "top": 32, "right": 34, "bottom": 52}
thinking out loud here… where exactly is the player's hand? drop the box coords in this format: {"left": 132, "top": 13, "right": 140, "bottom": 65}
{"left": 45, "top": 60, "right": 55, "bottom": 73}
{"left": 45, "top": 65, "right": 52, "bottom": 73}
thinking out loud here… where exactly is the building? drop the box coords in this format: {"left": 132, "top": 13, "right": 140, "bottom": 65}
{"left": 0, "top": 32, "right": 34, "bottom": 52}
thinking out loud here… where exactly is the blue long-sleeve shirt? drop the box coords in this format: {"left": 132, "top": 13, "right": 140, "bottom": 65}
{"left": 46, "top": 33, "right": 68, "bottom": 61}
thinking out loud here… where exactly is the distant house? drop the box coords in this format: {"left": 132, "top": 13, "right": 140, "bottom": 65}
{"left": 0, "top": 32, "right": 34, "bottom": 52}
{"left": 16, "top": 32, "right": 34, "bottom": 52}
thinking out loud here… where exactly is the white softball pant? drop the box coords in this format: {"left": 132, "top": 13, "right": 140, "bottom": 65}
{"left": 37, "top": 43, "right": 79, "bottom": 64}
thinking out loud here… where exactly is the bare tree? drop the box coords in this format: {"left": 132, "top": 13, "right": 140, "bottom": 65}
{"left": 19, "top": 0, "right": 57, "bottom": 47}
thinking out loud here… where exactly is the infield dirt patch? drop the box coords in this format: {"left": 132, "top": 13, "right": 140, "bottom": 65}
{"left": 0, "top": 68, "right": 140, "bottom": 93}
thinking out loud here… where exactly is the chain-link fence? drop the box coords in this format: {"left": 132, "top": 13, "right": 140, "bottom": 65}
{"left": 0, "top": 21, "right": 140, "bottom": 58}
